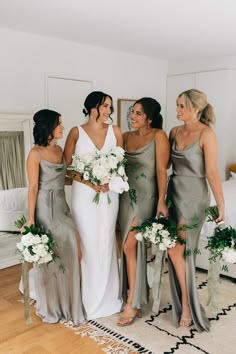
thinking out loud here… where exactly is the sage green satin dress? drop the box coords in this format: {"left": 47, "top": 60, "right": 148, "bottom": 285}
{"left": 118, "top": 140, "right": 158, "bottom": 309}
{"left": 33, "top": 159, "right": 85, "bottom": 325}
{"left": 167, "top": 139, "right": 210, "bottom": 332}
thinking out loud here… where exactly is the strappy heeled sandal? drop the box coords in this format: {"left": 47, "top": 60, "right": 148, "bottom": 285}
{"left": 179, "top": 304, "right": 193, "bottom": 328}
{"left": 117, "top": 304, "right": 142, "bottom": 327}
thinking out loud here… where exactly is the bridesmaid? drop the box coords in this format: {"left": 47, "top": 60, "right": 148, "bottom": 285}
{"left": 167, "top": 89, "right": 224, "bottom": 332}
{"left": 117, "top": 97, "right": 169, "bottom": 326}
{"left": 22, "top": 109, "right": 85, "bottom": 325}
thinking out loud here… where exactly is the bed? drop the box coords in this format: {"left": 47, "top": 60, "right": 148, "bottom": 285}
{"left": 196, "top": 177, "right": 236, "bottom": 278}
{"left": 0, "top": 187, "right": 28, "bottom": 232}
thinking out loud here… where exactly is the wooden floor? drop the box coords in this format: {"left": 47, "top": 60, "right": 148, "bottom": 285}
{"left": 0, "top": 265, "right": 106, "bottom": 354}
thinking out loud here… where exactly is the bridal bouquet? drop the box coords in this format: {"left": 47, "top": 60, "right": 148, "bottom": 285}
{"left": 68, "top": 146, "right": 129, "bottom": 203}
{"left": 205, "top": 206, "right": 236, "bottom": 265}
{"left": 132, "top": 216, "right": 186, "bottom": 250}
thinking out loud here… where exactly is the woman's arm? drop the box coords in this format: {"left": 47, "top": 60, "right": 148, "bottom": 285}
{"left": 113, "top": 125, "right": 123, "bottom": 148}
{"left": 201, "top": 128, "right": 225, "bottom": 222}
{"left": 155, "top": 130, "right": 170, "bottom": 217}
{"left": 64, "top": 126, "right": 79, "bottom": 166}
{"left": 167, "top": 126, "right": 177, "bottom": 169}
{"left": 24, "top": 149, "right": 40, "bottom": 228}
{"left": 64, "top": 126, "right": 82, "bottom": 184}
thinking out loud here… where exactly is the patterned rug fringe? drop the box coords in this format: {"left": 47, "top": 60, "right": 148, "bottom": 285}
{"left": 69, "top": 322, "right": 139, "bottom": 353}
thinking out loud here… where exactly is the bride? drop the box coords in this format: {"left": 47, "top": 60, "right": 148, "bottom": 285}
{"left": 64, "top": 91, "right": 123, "bottom": 320}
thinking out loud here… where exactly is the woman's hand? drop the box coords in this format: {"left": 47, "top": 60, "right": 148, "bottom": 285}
{"left": 156, "top": 200, "right": 169, "bottom": 218}
{"left": 215, "top": 204, "right": 225, "bottom": 223}
{"left": 20, "top": 220, "right": 34, "bottom": 233}
{"left": 85, "top": 181, "right": 109, "bottom": 193}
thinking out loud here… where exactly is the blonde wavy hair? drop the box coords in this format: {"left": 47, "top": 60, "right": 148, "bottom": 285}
{"left": 178, "top": 89, "right": 215, "bottom": 126}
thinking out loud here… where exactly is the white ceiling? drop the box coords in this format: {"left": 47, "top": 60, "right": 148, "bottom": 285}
{"left": 1, "top": 0, "right": 236, "bottom": 60}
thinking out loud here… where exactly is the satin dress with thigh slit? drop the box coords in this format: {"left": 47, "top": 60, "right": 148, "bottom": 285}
{"left": 118, "top": 139, "right": 159, "bottom": 308}
{"left": 167, "top": 139, "right": 210, "bottom": 332}
{"left": 33, "top": 159, "right": 85, "bottom": 325}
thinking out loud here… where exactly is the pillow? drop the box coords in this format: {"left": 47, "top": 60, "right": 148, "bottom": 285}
{"left": 230, "top": 171, "right": 236, "bottom": 179}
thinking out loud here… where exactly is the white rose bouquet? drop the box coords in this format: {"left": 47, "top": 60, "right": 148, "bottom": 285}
{"left": 68, "top": 146, "right": 129, "bottom": 204}
{"left": 205, "top": 206, "right": 236, "bottom": 266}
{"left": 14, "top": 215, "right": 64, "bottom": 324}
{"left": 15, "top": 215, "right": 62, "bottom": 267}
{"left": 132, "top": 217, "right": 186, "bottom": 250}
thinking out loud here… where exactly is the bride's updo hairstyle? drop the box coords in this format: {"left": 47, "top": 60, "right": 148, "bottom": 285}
{"left": 134, "top": 97, "right": 163, "bottom": 129}
{"left": 83, "top": 91, "right": 114, "bottom": 122}
{"left": 178, "top": 89, "right": 215, "bottom": 126}
{"left": 33, "top": 109, "right": 61, "bottom": 146}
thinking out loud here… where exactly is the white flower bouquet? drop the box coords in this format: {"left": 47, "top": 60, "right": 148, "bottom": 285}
{"left": 68, "top": 146, "right": 129, "bottom": 203}
{"left": 132, "top": 217, "right": 185, "bottom": 250}
{"left": 14, "top": 216, "right": 64, "bottom": 324}
{"left": 15, "top": 216, "right": 62, "bottom": 267}
{"left": 205, "top": 206, "right": 236, "bottom": 265}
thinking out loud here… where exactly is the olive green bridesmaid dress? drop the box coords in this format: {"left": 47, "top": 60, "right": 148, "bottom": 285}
{"left": 118, "top": 139, "right": 159, "bottom": 309}
{"left": 167, "top": 137, "right": 210, "bottom": 332}
{"left": 33, "top": 159, "right": 85, "bottom": 325}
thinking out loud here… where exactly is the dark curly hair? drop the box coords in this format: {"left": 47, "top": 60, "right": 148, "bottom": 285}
{"left": 134, "top": 97, "right": 163, "bottom": 129}
{"left": 82, "top": 91, "right": 114, "bottom": 122}
{"left": 33, "top": 109, "right": 61, "bottom": 146}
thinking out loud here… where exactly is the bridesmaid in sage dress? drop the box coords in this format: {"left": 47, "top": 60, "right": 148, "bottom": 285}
{"left": 117, "top": 97, "right": 169, "bottom": 326}
{"left": 22, "top": 109, "right": 85, "bottom": 325}
{"left": 167, "top": 89, "right": 224, "bottom": 332}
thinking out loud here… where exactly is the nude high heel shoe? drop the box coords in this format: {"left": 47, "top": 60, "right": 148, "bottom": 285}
{"left": 117, "top": 304, "right": 142, "bottom": 327}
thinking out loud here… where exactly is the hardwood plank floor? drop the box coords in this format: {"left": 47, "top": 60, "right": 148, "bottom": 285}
{"left": 0, "top": 265, "right": 105, "bottom": 354}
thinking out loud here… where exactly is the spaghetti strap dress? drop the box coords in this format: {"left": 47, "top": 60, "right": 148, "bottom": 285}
{"left": 118, "top": 139, "right": 158, "bottom": 308}
{"left": 33, "top": 158, "right": 85, "bottom": 325}
{"left": 167, "top": 138, "right": 210, "bottom": 332}
{"left": 71, "top": 125, "right": 122, "bottom": 320}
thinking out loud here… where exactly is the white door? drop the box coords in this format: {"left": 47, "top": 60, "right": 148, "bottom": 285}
{"left": 46, "top": 76, "right": 93, "bottom": 148}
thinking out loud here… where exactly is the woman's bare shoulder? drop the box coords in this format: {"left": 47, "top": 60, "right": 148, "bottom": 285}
{"left": 27, "top": 146, "right": 41, "bottom": 162}
{"left": 169, "top": 126, "right": 179, "bottom": 139}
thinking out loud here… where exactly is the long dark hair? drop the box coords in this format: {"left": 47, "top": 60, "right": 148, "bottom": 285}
{"left": 33, "top": 109, "right": 61, "bottom": 146}
{"left": 134, "top": 97, "right": 163, "bottom": 129}
{"left": 82, "top": 91, "right": 114, "bottom": 122}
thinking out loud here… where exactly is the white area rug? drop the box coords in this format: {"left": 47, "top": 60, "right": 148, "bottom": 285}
{"left": 75, "top": 264, "right": 236, "bottom": 354}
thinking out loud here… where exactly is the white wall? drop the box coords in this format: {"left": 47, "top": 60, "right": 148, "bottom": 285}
{"left": 168, "top": 55, "right": 236, "bottom": 75}
{"left": 167, "top": 56, "right": 236, "bottom": 179}
{"left": 0, "top": 29, "right": 168, "bottom": 128}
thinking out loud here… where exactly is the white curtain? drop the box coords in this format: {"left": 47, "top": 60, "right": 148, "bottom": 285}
{"left": 0, "top": 131, "right": 26, "bottom": 190}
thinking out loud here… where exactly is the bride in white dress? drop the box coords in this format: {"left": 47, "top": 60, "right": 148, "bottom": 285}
{"left": 64, "top": 91, "right": 123, "bottom": 320}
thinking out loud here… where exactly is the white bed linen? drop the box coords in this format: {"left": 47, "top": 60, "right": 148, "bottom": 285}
{"left": 200, "top": 178, "right": 236, "bottom": 240}
{"left": 0, "top": 187, "right": 28, "bottom": 210}
{"left": 0, "top": 186, "right": 72, "bottom": 232}
{"left": 0, "top": 188, "right": 28, "bottom": 231}
{"left": 197, "top": 178, "right": 236, "bottom": 278}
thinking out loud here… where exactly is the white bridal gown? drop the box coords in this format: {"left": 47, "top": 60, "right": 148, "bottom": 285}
{"left": 71, "top": 125, "right": 122, "bottom": 320}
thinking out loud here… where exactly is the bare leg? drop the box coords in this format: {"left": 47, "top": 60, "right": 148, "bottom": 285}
{"left": 117, "top": 217, "right": 141, "bottom": 326}
{"left": 167, "top": 218, "right": 192, "bottom": 327}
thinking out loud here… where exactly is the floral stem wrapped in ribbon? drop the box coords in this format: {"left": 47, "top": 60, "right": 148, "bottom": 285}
{"left": 68, "top": 146, "right": 129, "bottom": 204}
{"left": 15, "top": 215, "right": 64, "bottom": 324}
{"left": 205, "top": 205, "right": 236, "bottom": 266}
